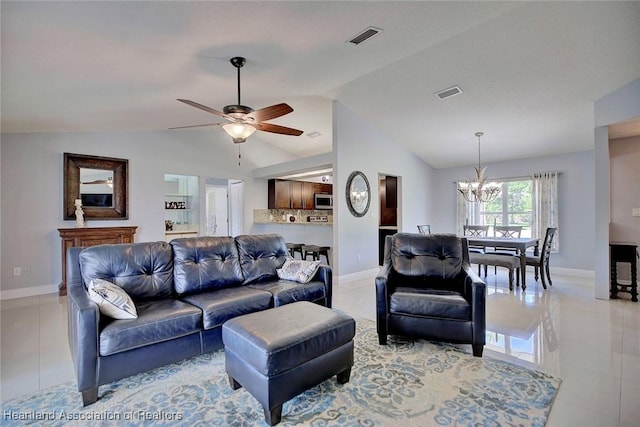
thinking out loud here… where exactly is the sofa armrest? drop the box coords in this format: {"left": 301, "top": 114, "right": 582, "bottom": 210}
{"left": 462, "top": 264, "right": 486, "bottom": 346}
{"left": 375, "top": 262, "right": 393, "bottom": 341}
{"left": 66, "top": 248, "right": 100, "bottom": 395}
{"left": 314, "top": 265, "right": 333, "bottom": 308}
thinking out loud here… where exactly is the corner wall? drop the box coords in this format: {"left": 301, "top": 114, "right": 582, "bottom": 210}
{"left": 594, "top": 78, "right": 640, "bottom": 299}
{"left": 609, "top": 135, "right": 640, "bottom": 246}
{"left": 0, "top": 130, "right": 295, "bottom": 297}
{"left": 333, "top": 101, "right": 434, "bottom": 276}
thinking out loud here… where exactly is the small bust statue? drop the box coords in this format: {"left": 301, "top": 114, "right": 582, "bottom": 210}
{"left": 74, "top": 199, "right": 85, "bottom": 227}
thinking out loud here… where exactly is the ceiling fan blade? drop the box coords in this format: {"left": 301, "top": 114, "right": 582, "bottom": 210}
{"left": 248, "top": 103, "right": 293, "bottom": 122}
{"left": 177, "top": 99, "right": 227, "bottom": 117}
{"left": 256, "top": 122, "right": 303, "bottom": 136}
{"left": 168, "top": 123, "right": 224, "bottom": 130}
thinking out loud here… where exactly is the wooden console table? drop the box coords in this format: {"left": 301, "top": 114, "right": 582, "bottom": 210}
{"left": 58, "top": 226, "right": 137, "bottom": 296}
{"left": 610, "top": 241, "right": 638, "bottom": 302}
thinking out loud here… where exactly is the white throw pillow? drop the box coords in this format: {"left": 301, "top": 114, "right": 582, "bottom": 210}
{"left": 88, "top": 279, "right": 138, "bottom": 319}
{"left": 276, "top": 258, "right": 322, "bottom": 284}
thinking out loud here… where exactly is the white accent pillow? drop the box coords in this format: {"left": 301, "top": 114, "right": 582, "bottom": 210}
{"left": 88, "top": 279, "right": 138, "bottom": 319}
{"left": 276, "top": 258, "right": 322, "bottom": 283}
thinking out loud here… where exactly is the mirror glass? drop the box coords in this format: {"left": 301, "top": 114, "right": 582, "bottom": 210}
{"left": 346, "top": 171, "right": 371, "bottom": 217}
{"left": 80, "top": 168, "right": 114, "bottom": 207}
{"left": 64, "top": 153, "right": 128, "bottom": 220}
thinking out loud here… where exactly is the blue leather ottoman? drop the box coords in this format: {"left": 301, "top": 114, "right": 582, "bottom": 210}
{"left": 222, "top": 301, "right": 355, "bottom": 425}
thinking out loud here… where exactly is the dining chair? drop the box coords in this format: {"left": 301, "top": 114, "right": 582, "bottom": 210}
{"left": 417, "top": 224, "right": 431, "bottom": 234}
{"left": 463, "top": 225, "right": 490, "bottom": 238}
{"left": 525, "top": 227, "right": 557, "bottom": 289}
{"left": 485, "top": 225, "right": 523, "bottom": 274}
{"left": 463, "top": 225, "right": 489, "bottom": 254}
{"left": 463, "top": 225, "right": 490, "bottom": 275}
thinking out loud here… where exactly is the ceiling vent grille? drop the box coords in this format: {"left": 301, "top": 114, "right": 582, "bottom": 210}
{"left": 435, "top": 85, "right": 463, "bottom": 100}
{"left": 348, "top": 27, "right": 382, "bottom": 45}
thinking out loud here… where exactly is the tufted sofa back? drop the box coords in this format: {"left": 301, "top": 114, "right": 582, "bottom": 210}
{"left": 235, "top": 234, "right": 288, "bottom": 284}
{"left": 171, "top": 236, "right": 244, "bottom": 295}
{"left": 79, "top": 241, "right": 174, "bottom": 301}
{"left": 389, "top": 233, "right": 468, "bottom": 285}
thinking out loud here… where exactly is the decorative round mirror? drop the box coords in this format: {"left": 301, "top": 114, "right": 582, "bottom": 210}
{"left": 346, "top": 171, "right": 371, "bottom": 217}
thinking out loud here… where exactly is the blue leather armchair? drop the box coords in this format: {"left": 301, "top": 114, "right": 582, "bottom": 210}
{"left": 376, "top": 233, "right": 487, "bottom": 357}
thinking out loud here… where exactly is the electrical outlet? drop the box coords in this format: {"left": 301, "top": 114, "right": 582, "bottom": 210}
{"left": 357, "top": 254, "right": 362, "bottom": 263}
{"left": 13, "top": 267, "right": 21, "bottom": 276}
{"left": 633, "top": 208, "right": 640, "bottom": 217}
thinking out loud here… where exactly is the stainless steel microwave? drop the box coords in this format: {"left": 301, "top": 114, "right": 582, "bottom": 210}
{"left": 314, "top": 193, "right": 333, "bottom": 209}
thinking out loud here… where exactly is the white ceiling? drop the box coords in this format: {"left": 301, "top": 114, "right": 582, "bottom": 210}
{"left": 2, "top": 1, "right": 639, "bottom": 168}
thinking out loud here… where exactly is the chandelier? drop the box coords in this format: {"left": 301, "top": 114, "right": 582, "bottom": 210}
{"left": 457, "top": 132, "right": 501, "bottom": 203}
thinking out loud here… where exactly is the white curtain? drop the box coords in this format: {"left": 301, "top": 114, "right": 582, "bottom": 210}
{"left": 455, "top": 185, "right": 483, "bottom": 235}
{"left": 531, "top": 172, "right": 559, "bottom": 251}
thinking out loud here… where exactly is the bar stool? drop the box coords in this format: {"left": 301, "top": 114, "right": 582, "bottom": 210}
{"left": 286, "top": 243, "right": 304, "bottom": 259}
{"left": 302, "top": 245, "right": 331, "bottom": 265}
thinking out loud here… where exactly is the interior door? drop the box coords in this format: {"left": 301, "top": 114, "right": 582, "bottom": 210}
{"left": 228, "top": 180, "right": 244, "bottom": 236}
{"left": 205, "top": 185, "right": 229, "bottom": 236}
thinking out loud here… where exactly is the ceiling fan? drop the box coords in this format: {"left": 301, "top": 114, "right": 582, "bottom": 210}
{"left": 171, "top": 57, "right": 303, "bottom": 144}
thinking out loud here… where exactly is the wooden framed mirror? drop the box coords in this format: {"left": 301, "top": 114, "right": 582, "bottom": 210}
{"left": 346, "top": 170, "right": 371, "bottom": 217}
{"left": 64, "top": 153, "right": 128, "bottom": 220}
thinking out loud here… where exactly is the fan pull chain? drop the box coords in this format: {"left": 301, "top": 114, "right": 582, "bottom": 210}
{"left": 238, "top": 146, "right": 241, "bottom": 166}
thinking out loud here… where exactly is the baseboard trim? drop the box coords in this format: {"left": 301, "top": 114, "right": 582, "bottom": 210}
{"left": 337, "top": 268, "right": 380, "bottom": 284}
{"left": 0, "top": 284, "right": 59, "bottom": 300}
{"left": 550, "top": 267, "right": 595, "bottom": 279}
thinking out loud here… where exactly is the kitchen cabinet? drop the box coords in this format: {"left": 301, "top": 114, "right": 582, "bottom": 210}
{"left": 291, "top": 181, "right": 305, "bottom": 209}
{"left": 268, "top": 179, "right": 331, "bottom": 210}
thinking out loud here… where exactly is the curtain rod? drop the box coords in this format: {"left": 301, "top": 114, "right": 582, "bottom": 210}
{"left": 452, "top": 171, "right": 562, "bottom": 184}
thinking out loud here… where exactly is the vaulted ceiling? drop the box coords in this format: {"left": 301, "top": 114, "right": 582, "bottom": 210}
{"left": 2, "top": 1, "right": 639, "bottom": 168}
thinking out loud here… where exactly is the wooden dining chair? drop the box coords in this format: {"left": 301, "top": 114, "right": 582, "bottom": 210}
{"left": 463, "top": 225, "right": 489, "bottom": 255}
{"left": 485, "top": 225, "right": 523, "bottom": 274}
{"left": 463, "top": 225, "right": 490, "bottom": 275}
{"left": 463, "top": 225, "right": 490, "bottom": 237}
{"left": 417, "top": 225, "right": 431, "bottom": 234}
{"left": 525, "top": 227, "right": 557, "bottom": 289}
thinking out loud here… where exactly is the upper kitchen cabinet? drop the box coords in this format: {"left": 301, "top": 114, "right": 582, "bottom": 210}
{"left": 268, "top": 179, "right": 331, "bottom": 210}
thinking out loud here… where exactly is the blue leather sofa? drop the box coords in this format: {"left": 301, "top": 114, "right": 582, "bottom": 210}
{"left": 66, "top": 234, "right": 332, "bottom": 406}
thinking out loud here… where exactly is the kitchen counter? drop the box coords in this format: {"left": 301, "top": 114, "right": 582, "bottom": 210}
{"left": 254, "top": 209, "right": 333, "bottom": 225}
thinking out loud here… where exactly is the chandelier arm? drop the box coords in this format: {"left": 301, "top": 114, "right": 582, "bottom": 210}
{"left": 457, "top": 131, "right": 500, "bottom": 204}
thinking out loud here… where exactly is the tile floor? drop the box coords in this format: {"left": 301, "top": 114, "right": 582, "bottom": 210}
{"left": 1, "top": 270, "right": 638, "bottom": 426}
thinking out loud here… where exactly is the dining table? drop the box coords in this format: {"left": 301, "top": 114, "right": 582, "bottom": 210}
{"left": 464, "top": 237, "right": 540, "bottom": 287}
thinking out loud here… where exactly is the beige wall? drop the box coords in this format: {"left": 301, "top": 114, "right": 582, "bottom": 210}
{"left": 609, "top": 135, "right": 640, "bottom": 247}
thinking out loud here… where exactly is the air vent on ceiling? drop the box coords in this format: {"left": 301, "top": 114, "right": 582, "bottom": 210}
{"left": 435, "top": 85, "right": 463, "bottom": 100}
{"left": 347, "top": 27, "right": 382, "bottom": 45}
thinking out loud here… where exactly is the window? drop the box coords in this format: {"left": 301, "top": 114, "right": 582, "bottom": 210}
{"left": 456, "top": 172, "right": 558, "bottom": 251}
{"left": 479, "top": 179, "right": 532, "bottom": 237}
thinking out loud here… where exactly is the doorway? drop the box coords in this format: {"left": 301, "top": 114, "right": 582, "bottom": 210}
{"left": 205, "top": 185, "right": 229, "bottom": 236}
{"left": 378, "top": 174, "right": 400, "bottom": 265}
{"left": 202, "top": 177, "right": 244, "bottom": 237}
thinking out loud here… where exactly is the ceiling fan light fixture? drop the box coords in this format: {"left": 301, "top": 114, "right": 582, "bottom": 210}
{"left": 222, "top": 122, "right": 256, "bottom": 142}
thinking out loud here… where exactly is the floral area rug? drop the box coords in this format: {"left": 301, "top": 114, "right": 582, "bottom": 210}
{"left": 1, "top": 319, "right": 560, "bottom": 426}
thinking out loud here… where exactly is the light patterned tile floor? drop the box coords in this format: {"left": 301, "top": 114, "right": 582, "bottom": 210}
{"left": 1, "top": 270, "right": 638, "bottom": 426}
